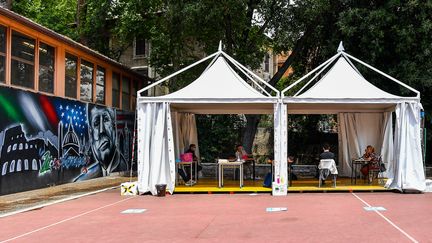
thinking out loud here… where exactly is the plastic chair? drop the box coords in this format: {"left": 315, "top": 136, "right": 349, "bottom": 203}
{"left": 318, "top": 159, "right": 338, "bottom": 188}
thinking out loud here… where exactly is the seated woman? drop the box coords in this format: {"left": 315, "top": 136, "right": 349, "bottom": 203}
{"left": 360, "top": 145, "right": 379, "bottom": 177}
{"left": 183, "top": 144, "right": 202, "bottom": 184}
{"left": 235, "top": 145, "right": 248, "bottom": 161}
{"left": 234, "top": 145, "right": 254, "bottom": 179}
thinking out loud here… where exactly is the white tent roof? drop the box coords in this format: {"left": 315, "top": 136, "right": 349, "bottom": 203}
{"left": 161, "top": 56, "right": 266, "bottom": 100}
{"left": 282, "top": 47, "right": 420, "bottom": 114}
{"left": 296, "top": 57, "right": 400, "bottom": 99}
{"left": 138, "top": 48, "right": 279, "bottom": 114}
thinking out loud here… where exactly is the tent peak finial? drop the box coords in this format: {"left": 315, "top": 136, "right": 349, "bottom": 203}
{"left": 218, "top": 40, "right": 222, "bottom": 51}
{"left": 337, "top": 41, "right": 345, "bottom": 52}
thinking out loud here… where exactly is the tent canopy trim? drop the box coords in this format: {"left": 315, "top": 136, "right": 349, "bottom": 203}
{"left": 170, "top": 102, "right": 276, "bottom": 114}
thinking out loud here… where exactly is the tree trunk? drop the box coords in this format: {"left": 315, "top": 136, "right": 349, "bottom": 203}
{"left": 5, "top": 0, "right": 12, "bottom": 9}
{"left": 241, "top": 26, "right": 315, "bottom": 155}
{"left": 76, "top": 0, "right": 88, "bottom": 45}
{"left": 242, "top": 114, "right": 261, "bottom": 153}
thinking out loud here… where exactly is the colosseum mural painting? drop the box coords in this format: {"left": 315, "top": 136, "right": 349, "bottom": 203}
{"left": 0, "top": 86, "right": 134, "bottom": 195}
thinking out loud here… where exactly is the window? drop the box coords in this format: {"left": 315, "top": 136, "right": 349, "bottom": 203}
{"left": 112, "top": 72, "right": 120, "bottom": 108}
{"left": 65, "top": 53, "right": 78, "bottom": 98}
{"left": 38, "top": 42, "right": 55, "bottom": 93}
{"left": 11, "top": 31, "right": 35, "bottom": 88}
{"left": 122, "top": 76, "right": 130, "bottom": 110}
{"left": 95, "top": 66, "right": 105, "bottom": 104}
{"left": 131, "top": 80, "right": 138, "bottom": 110}
{"left": 0, "top": 25, "right": 6, "bottom": 83}
{"left": 80, "top": 59, "right": 94, "bottom": 102}
{"left": 134, "top": 38, "right": 147, "bottom": 57}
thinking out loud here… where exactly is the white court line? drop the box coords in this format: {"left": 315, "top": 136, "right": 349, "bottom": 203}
{"left": 0, "top": 195, "right": 135, "bottom": 243}
{"left": 0, "top": 186, "right": 117, "bottom": 218}
{"left": 352, "top": 193, "right": 418, "bottom": 243}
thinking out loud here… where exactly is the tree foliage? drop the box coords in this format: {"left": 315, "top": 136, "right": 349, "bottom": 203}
{"left": 12, "top": 0, "right": 78, "bottom": 40}
{"left": 9, "top": 0, "right": 432, "bottom": 162}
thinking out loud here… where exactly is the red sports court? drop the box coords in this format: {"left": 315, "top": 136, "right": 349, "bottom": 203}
{"left": 1, "top": 189, "right": 430, "bottom": 242}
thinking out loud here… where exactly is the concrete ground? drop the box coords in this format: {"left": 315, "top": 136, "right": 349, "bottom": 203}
{"left": 0, "top": 188, "right": 431, "bottom": 242}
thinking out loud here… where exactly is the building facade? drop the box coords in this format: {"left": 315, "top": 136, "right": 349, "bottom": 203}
{"left": 0, "top": 7, "right": 141, "bottom": 195}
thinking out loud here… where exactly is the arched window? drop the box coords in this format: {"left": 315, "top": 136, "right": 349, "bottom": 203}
{"left": 24, "top": 159, "right": 29, "bottom": 170}
{"left": 2, "top": 162, "right": 8, "bottom": 175}
{"left": 9, "top": 160, "right": 15, "bottom": 172}
{"left": 17, "top": 159, "right": 22, "bottom": 171}
{"left": 32, "top": 159, "right": 38, "bottom": 170}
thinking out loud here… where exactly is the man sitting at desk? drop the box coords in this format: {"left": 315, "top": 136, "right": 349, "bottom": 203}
{"left": 319, "top": 143, "right": 335, "bottom": 184}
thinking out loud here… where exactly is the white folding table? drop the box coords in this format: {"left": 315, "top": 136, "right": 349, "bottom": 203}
{"left": 218, "top": 161, "right": 244, "bottom": 188}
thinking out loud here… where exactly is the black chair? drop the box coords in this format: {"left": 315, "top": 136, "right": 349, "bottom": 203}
{"left": 368, "top": 156, "right": 385, "bottom": 184}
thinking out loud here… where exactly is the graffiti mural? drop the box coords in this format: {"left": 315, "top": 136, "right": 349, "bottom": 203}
{"left": 0, "top": 86, "right": 135, "bottom": 195}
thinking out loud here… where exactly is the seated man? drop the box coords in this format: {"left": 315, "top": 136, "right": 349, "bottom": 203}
{"left": 319, "top": 143, "right": 335, "bottom": 184}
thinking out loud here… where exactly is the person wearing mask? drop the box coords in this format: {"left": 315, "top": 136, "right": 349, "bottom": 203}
{"left": 181, "top": 144, "right": 202, "bottom": 186}
{"left": 360, "top": 145, "right": 379, "bottom": 178}
{"left": 234, "top": 145, "right": 254, "bottom": 179}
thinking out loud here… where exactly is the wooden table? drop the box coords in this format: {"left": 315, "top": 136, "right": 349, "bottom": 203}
{"left": 218, "top": 161, "right": 244, "bottom": 188}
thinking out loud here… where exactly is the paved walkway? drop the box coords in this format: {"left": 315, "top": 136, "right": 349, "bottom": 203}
{"left": 0, "top": 175, "right": 135, "bottom": 215}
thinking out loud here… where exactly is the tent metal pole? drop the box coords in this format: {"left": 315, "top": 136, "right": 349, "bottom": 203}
{"left": 281, "top": 52, "right": 342, "bottom": 97}
{"left": 137, "top": 51, "right": 220, "bottom": 97}
{"left": 294, "top": 54, "right": 339, "bottom": 96}
{"left": 221, "top": 51, "right": 280, "bottom": 95}
{"left": 343, "top": 52, "right": 421, "bottom": 98}
{"left": 203, "top": 54, "right": 220, "bottom": 73}
{"left": 341, "top": 52, "right": 364, "bottom": 77}
{"left": 220, "top": 52, "right": 272, "bottom": 97}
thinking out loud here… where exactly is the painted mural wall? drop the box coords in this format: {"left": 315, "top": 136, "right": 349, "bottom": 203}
{"left": 0, "top": 86, "right": 135, "bottom": 195}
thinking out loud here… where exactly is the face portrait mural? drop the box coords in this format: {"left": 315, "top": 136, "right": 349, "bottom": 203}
{"left": 87, "top": 106, "right": 118, "bottom": 174}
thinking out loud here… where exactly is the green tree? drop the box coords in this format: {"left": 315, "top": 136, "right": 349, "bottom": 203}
{"left": 12, "top": 0, "right": 121, "bottom": 58}
{"left": 273, "top": 0, "right": 432, "bottom": 163}
{"left": 12, "top": 0, "right": 79, "bottom": 40}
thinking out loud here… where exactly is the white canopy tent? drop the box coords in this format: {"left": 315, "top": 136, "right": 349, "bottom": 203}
{"left": 136, "top": 43, "right": 286, "bottom": 195}
{"left": 282, "top": 43, "right": 426, "bottom": 192}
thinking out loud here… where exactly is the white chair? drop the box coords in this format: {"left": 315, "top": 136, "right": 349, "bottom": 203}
{"left": 318, "top": 159, "right": 338, "bottom": 188}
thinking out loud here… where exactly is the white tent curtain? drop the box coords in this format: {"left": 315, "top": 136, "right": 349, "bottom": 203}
{"left": 339, "top": 112, "right": 393, "bottom": 177}
{"left": 386, "top": 102, "right": 425, "bottom": 191}
{"left": 137, "top": 102, "right": 176, "bottom": 195}
{"left": 171, "top": 112, "right": 200, "bottom": 160}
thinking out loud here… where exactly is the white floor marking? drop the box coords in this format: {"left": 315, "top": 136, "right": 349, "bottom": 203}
{"left": 0, "top": 186, "right": 118, "bottom": 218}
{"left": 121, "top": 208, "right": 147, "bottom": 214}
{"left": 352, "top": 193, "right": 418, "bottom": 243}
{"left": 0, "top": 196, "right": 135, "bottom": 243}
